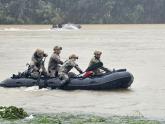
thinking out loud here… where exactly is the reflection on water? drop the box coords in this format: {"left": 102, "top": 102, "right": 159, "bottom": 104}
{"left": 0, "top": 25, "right": 165, "bottom": 119}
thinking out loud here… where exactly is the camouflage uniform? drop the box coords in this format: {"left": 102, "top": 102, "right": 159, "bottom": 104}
{"left": 59, "top": 59, "right": 82, "bottom": 80}
{"left": 88, "top": 51, "right": 110, "bottom": 75}
{"left": 48, "top": 53, "right": 63, "bottom": 77}
{"left": 30, "top": 49, "right": 47, "bottom": 78}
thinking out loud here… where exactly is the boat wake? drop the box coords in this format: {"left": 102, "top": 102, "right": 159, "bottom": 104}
{"left": 0, "top": 27, "right": 80, "bottom": 32}
{"left": 0, "top": 28, "right": 51, "bottom": 32}
{"left": 24, "top": 86, "right": 49, "bottom": 92}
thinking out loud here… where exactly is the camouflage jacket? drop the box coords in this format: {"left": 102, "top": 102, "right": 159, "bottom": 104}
{"left": 88, "top": 57, "right": 109, "bottom": 75}
{"left": 89, "top": 57, "right": 101, "bottom": 67}
{"left": 48, "top": 53, "right": 63, "bottom": 72}
{"left": 59, "top": 59, "right": 82, "bottom": 74}
{"left": 30, "top": 53, "right": 45, "bottom": 72}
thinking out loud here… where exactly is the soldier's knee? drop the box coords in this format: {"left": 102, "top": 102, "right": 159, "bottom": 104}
{"left": 31, "top": 72, "right": 40, "bottom": 78}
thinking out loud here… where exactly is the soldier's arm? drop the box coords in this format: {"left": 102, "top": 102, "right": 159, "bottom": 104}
{"left": 30, "top": 59, "right": 39, "bottom": 71}
{"left": 58, "top": 60, "right": 63, "bottom": 65}
{"left": 30, "top": 64, "right": 39, "bottom": 71}
{"left": 31, "top": 56, "right": 38, "bottom": 64}
{"left": 71, "top": 61, "right": 83, "bottom": 74}
{"left": 100, "top": 66, "right": 111, "bottom": 72}
{"left": 75, "top": 65, "right": 83, "bottom": 74}
{"left": 52, "top": 55, "right": 63, "bottom": 64}
{"left": 98, "top": 59, "right": 111, "bottom": 72}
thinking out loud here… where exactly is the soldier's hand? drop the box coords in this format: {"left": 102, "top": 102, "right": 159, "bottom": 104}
{"left": 43, "top": 53, "right": 48, "bottom": 57}
{"left": 60, "top": 61, "right": 63, "bottom": 65}
{"left": 79, "top": 70, "right": 83, "bottom": 74}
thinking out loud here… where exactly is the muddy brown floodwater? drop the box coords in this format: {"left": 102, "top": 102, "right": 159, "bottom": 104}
{"left": 0, "top": 24, "right": 165, "bottom": 120}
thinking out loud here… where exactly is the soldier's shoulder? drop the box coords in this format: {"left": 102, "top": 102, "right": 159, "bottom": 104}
{"left": 90, "top": 57, "right": 97, "bottom": 61}
{"left": 32, "top": 55, "right": 37, "bottom": 60}
{"left": 68, "top": 59, "right": 74, "bottom": 63}
{"left": 51, "top": 53, "right": 59, "bottom": 58}
{"left": 69, "top": 59, "right": 77, "bottom": 66}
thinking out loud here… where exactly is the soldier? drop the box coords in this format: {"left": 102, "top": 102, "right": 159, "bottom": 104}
{"left": 30, "top": 49, "right": 48, "bottom": 78}
{"left": 58, "top": 54, "right": 83, "bottom": 86}
{"left": 48, "top": 46, "right": 63, "bottom": 77}
{"left": 88, "top": 50, "right": 110, "bottom": 75}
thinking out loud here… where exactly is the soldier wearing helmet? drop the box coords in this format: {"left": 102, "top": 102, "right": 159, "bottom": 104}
{"left": 88, "top": 50, "right": 110, "bottom": 75}
{"left": 30, "top": 49, "right": 48, "bottom": 78}
{"left": 58, "top": 54, "right": 83, "bottom": 86}
{"left": 48, "top": 46, "right": 63, "bottom": 77}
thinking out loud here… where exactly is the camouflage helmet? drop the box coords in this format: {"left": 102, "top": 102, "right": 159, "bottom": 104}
{"left": 94, "top": 50, "right": 102, "bottom": 55}
{"left": 35, "top": 49, "right": 47, "bottom": 57}
{"left": 69, "top": 54, "right": 78, "bottom": 59}
{"left": 53, "top": 46, "right": 62, "bottom": 51}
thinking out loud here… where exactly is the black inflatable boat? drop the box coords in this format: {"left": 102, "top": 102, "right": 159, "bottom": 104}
{"left": 0, "top": 69, "right": 133, "bottom": 90}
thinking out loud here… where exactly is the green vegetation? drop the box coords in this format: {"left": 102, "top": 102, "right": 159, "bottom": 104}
{"left": 0, "top": 112, "right": 162, "bottom": 124}
{"left": 0, "top": 0, "right": 165, "bottom": 24}
{"left": 0, "top": 106, "right": 162, "bottom": 123}
{"left": 0, "top": 106, "right": 28, "bottom": 120}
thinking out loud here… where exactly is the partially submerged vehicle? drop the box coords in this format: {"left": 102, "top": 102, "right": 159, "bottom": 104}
{"left": 0, "top": 69, "right": 133, "bottom": 90}
{"left": 52, "top": 23, "right": 81, "bottom": 30}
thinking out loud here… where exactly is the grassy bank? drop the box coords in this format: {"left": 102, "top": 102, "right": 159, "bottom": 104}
{"left": 0, "top": 113, "right": 162, "bottom": 124}
{"left": 0, "top": 106, "right": 163, "bottom": 124}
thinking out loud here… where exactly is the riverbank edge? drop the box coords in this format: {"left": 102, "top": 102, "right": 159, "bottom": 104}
{"left": 0, "top": 112, "right": 163, "bottom": 124}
